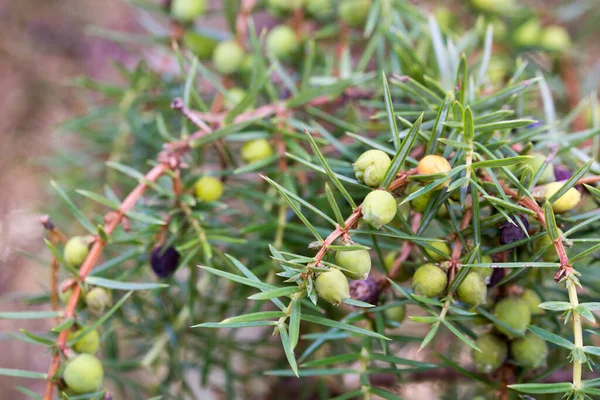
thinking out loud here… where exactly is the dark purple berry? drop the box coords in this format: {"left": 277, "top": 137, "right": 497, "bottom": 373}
{"left": 553, "top": 165, "right": 573, "bottom": 182}
{"left": 499, "top": 215, "right": 530, "bottom": 245}
{"left": 150, "top": 245, "right": 180, "bottom": 278}
{"left": 349, "top": 278, "right": 379, "bottom": 304}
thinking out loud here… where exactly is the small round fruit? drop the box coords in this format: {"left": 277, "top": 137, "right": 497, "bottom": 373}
{"left": 499, "top": 214, "right": 530, "bottom": 245}
{"left": 408, "top": 183, "right": 432, "bottom": 213}
{"left": 212, "top": 40, "right": 244, "bottom": 75}
{"left": 266, "top": 0, "right": 303, "bottom": 17}
{"left": 58, "top": 280, "right": 86, "bottom": 307}
{"left": 171, "top": 0, "right": 206, "bottom": 22}
{"left": 225, "top": 87, "right": 247, "bottom": 109}
{"left": 471, "top": 0, "right": 515, "bottom": 14}
{"left": 472, "top": 333, "right": 508, "bottom": 373}
{"left": 338, "top": 0, "right": 372, "bottom": 27}
{"left": 63, "top": 354, "right": 104, "bottom": 394}
{"left": 349, "top": 278, "right": 378, "bottom": 304}
{"left": 306, "top": 0, "right": 333, "bottom": 19}
{"left": 183, "top": 31, "right": 217, "bottom": 59}
{"left": 64, "top": 236, "right": 90, "bottom": 268}
{"left": 266, "top": 25, "right": 299, "bottom": 60}
{"left": 487, "top": 57, "right": 509, "bottom": 85}
{"left": 472, "top": 255, "right": 494, "bottom": 283}
{"left": 554, "top": 165, "right": 573, "bottom": 182}
{"left": 434, "top": 7, "right": 453, "bottom": 31}
{"left": 85, "top": 288, "right": 112, "bottom": 315}
{"left": 510, "top": 332, "right": 548, "bottom": 368}
{"left": 194, "top": 176, "right": 224, "bottom": 202}
{"left": 457, "top": 272, "right": 487, "bottom": 307}
{"left": 335, "top": 247, "right": 371, "bottom": 280}
{"left": 544, "top": 182, "right": 581, "bottom": 213}
{"left": 150, "top": 245, "right": 181, "bottom": 278}
{"left": 417, "top": 155, "right": 452, "bottom": 188}
{"left": 493, "top": 297, "right": 531, "bottom": 338}
{"left": 68, "top": 328, "right": 100, "bottom": 354}
{"left": 383, "top": 252, "right": 413, "bottom": 282}
{"left": 513, "top": 20, "right": 542, "bottom": 48}
{"left": 424, "top": 240, "right": 450, "bottom": 262}
{"left": 362, "top": 190, "right": 397, "bottom": 229}
{"left": 521, "top": 153, "right": 555, "bottom": 184}
{"left": 384, "top": 305, "right": 406, "bottom": 323}
{"left": 241, "top": 139, "right": 273, "bottom": 163}
{"left": 412, "top": 263, "right": 447, "bottom": 298}
{"left": 315, "top": 268, "right": 350, "bottom": 305}
{"left": 540, "top": 25, "right": 571, "bottom": 53}
{"left": 353, "top": 149, "right": 392, "bottom": 188}
{"left": 521, "top": 289, "right": 543, "bottom": 316}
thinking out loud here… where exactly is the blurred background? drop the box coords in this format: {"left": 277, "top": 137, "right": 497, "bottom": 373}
{"left": 0, "top": 0, "right": 599, "bottom": 398}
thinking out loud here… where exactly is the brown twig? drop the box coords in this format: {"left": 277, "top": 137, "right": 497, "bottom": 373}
{"left": 40, "top": 216, "right": 66, "bottom": 319}
{"left": 449, "top": 207, "right": 473, "bottom": 282}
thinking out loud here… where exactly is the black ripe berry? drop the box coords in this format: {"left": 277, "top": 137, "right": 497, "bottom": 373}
{"left": 553, "top": 164, "right": 573, "bottom": 182}
{"left": 349, "top": 278, "right": 379, "bottom": 304}
{"left": 150, "top": 246, "right": 180, "bottom": 278}
{"left": 499, "top": 214, "right": 529, "bottom": 245}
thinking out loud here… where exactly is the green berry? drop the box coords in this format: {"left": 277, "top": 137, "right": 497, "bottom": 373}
{"left": 306, "top": 0, "right": 333, "bottom": 19}
{"left": 493, "top": 297, "right": 531, "bottom": 338}
{"left": 510, "top": 332, "right": 548, "bottom": 368}
{"left": 543, "top": 182, "right": 581, "bottom": 213}
{"left": 519, "top": 153, "right": 555, "bottom": 183}
{"left": 63, "top": 354, "right": 104, "bottom": 394}
{"left": 338, "top": 0, "right": 372, "bottom": 27}
{"left": 353, "top": 149, "right": 392, "bottom": 188}
{"left": 513, "top": 20, "right": 542, "bottom": 48}
{"left": 171, "top": 0, "right": 206, "bottom": 22}
{"left": 490, "top": 19, "right": 507, "bottom": 40}
{"left": 434, "top": 7, "right": 453, "bottom": 31}
{"left": 225, "top": 87, "right": 247, "bottom": 109}
{"left": 183, "top": 31, "right": 217, "bottom": 59}
{"left": 58, "top": 281, "right": 86, "bottom": 307}
{"left": 540, "top": 25, "right": 571, "bottom": 53}
{"left": 472, "top": 333, "right": 508, "bottom": 373}
{"left": 64, "top": 236, "right": 90, "bottom": 268}
{"left": 266, "top": 25, "right": 300, "bottom": 60}
{"left": 212, "top": 40, "right": 245, "bottom": 75}
{"left": 239, "top": 54, "right": 256, "bottom": 76}
{"left": 335, "top": 247, "right": 371, "bottom": 280}
{"left": 362, "top": 190, "right": 397, "bottom": 229}
{"left": 487, "top": 57, "right": 509, "bottom": 85}
{"left": 85, "top": 288, "right": 113, "bottom": 315}
{"left": 457, "top": 272, "right": 487, "bottom": 307}
{"left": 384, "top": 305, "right": 406, "bottom": 323}
{"left": 267, "top": 0, "right": 304, "bottom": 17}
{"left": 68, "top": 328, "right": 100, "bottom": 354}
{"left": 241, "top": 139, "right": 274, "bottom": 163}
{"left": 471, "top": 0, "right": 515, "bottom": 14}
{"left": 521, "top": 289, "right": 544, "bottom": 316}
{"left": 194, "top": 176, "right": 224, "bottom": 202}
{"left": 408, "top": 183, "right": 432, "bottom": 213}
{"left": 315, "top": 268, "right": 350, "bottom": 305}
{"left": 412, "top": 263, "right": 447, "bottom": 298}
{"left": 472, "top": 255, "right": 494, "bottom": 283}
{"left": 424, "top": 240, "right": 450, "bottom": 262}
{"left": 533, "top": 228, "right": 563, "bottom": 262}
{"left": 383, "top": 252, "right": 413, "bottom": 282}
{"left": 417, "top": 155, "right": 452, "bottom": 189}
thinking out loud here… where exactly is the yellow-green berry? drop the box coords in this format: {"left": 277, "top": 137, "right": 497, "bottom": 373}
{"left": 513, "top": 20, "right": 542, "bottom": 48}
{"left": 212, "top": 40, "right": 244, "bottom": 75}
{"left": 543, "top": 182, "right": 581, "bottom": 213}
{"left": 315, "top": 268, "right": 350, "bottom": 305}
{"left": 457, "top": 272, "right": 487, "bottom": 307}
{"left": 510, "top": 332, "right": 548, "bottom": 368}
{"left": 384, "top": 304, "right": 406, "bottom": 323}
{"left": 521, "top": 289, "right": 543, "bottom": 316}
{"left": 424, "top": 240, "right": 450, "bottom": 262}
{"left": 540, "top": 25, "right": 571, "bottom": 53}
{"left": 183, "top": 31, "right": 217, "bottom": 59}
{"left": 471, "top": 0, "right": 516, "bottom": 14}
{"left": 58, "top": 280, "right": 86, "bottom": 307}
{"left": 241, "top": 139, "right": 274, "bottom": 163}
{"left": 171, "top": 0, "right": 206, "bottom": 22}
{"left": 412, "top": 263, "right": 447, "bottom": 298}
{"left": 434, "top": 7, "right": 453, "bottom": 31}
{"left": 306, "top": 0, "right": 333, "bottom": 19}
{"left": 520, "top": 153, "right": 555, "bottom": 183}
{"left": 362, "top": 190, "right": 397, "bottom": 229}
{"left": 493, "top": 297, "right": 531, "bottom": 338}
{"left": 472, "top": 255, "right": 494, "bottom": 283}
{"left": 267, "top": 0, "right": 304, "bottom": 17}
{"left": 383, "top": 252, "right": 413, "bottom": 282}
{"left": 194, "top": 176, "right": 224, "bottom": 202}
{"left": 63, "top": 354, "right": 104, "bottom": 394}
{"left": 353, "top": 149, "right": 392, "bottom": 188}
{"left": 408, "top": 183, "right": 432, "bottom": 213}
{"left": 338, "top": 0, "right": 372, "bottom": 27}
{"left": 225, "top": 87, "right": 247, "bottom": 109}
{"left": 472, "top": 333, "right": 508, "bottom": 373}
{"left": 417, "top": 155, "right": 452, "bottom": 189}
{"left": 85, "top": 288, "right": 112, "bottom": 315}
{"left": 266, "top": 25, "right": 299, "bottom": 60}
{"left": 64, "top": 236, "right": 90, "bottom": 268}
{"left": 68, "top": 328, "right": 100, "bottom": 354}
{"left": 335, "top": 247, "right": 371, "bottom": 280}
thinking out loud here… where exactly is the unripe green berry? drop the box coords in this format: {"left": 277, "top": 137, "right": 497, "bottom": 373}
{"left": 493, "top": 297, "right": 531, "bottom": 338}
{"left": 362, "top": 190, "right": 397, "bottom": 229}
{"left": 63, "top": 354, "right": 104, "bottom": 394}
{"left": 306, "top": 0, "right": 333, "bottom": 19}
{"left": 353, "top": 149, "right": 392, "bottom": 188}
{"left": 212, "top": 40, "right": 244, "bottom": 75}
{"left": 266, "top": 25, "right": 300, "bottom": 60}
{"left": 338, "top": 0, "right": 372, "bottom": 27}
{"left": 521, "top": 289, "right": 544, "bottom": 316}
{"left": 183, "top": 31, "right": 217, "bottom": 59}
{"left": 490, "top": 19, "right": 508, "bottom": 40}
{"left": 471, "top": 0, "right": 516, "bottom": 14}
{"left": 513, "top": 20, "right": 542, "bottom": 48}
{"left": 194, "top": 176, "right": 223, "bottom": 202}
{"left": 315, "top": 268, "right": 350, "bottom": 305}
{"left": 487, "top": 56, "right": 509, "bottom": 85}
{"left": 85, "top": 288, "right": 113, "bottom": 315}
{"left": 68, "top": 328, "right": 100, "bottom": 354}
{"left": 472, "top": 333, "right": 508, "bottom": 373}
{"left": 417, "top": 155, "right": 452, "bottom": 189}
{"left": 412, "top": 263, "right": 447, "bottom": 298}
{"left": 384, "top": 305, "right": 406, "bottom": 323}
{"left": 408, "top": 183, "right": 432, "bottom": 213}
{"left": 64, "top": 236, "right": 90, "bottom": 268}
{"left": 58, "top": 280, "right": 86, "bottom": 307}
{"left": 171, "top": 0, "right": 206, "bottom": 22}
{"left": 424, "top": 240, "right": 450, "bottom": 262}
{"left": 335, "top": 247, "right": 371, "bottom": 280}
{"left": 510, "top": 332, "right": 548, "bottom": 368}
{"left": 241, "top": 139, "right": 274, "bottom": 164}
{"left": 383, "top": 252, "right": 413, "bottom": 282}
{"left": 471, "top": 255, "right": 493, "bottom": 283}
{"left": 520, "top": 153, "right": 554, "bottom": 184}
{"left": 540, "top": 25, "right": 571, "bottom": 53}
{"left": 543, "top": 182, "right": 581, "bottom": 213}
{"left": 225, "top": 87, "right": 247, "bottom": 109}
{"left": 457, "top": 272, "right": 487, "bottom": 307}
{"left": 267, "top": 0, "right": 304, "bottom": 17}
